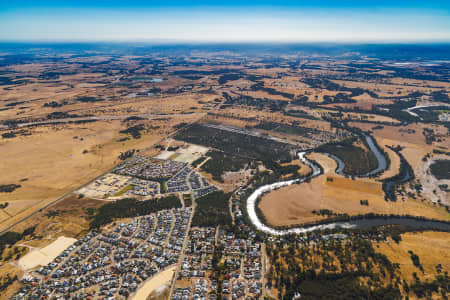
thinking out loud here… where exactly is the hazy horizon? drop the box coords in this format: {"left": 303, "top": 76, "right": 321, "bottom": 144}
{"left": 1, "top": 0, "right": 449, "bottom": 43}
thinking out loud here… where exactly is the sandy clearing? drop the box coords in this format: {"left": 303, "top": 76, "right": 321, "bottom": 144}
{"left": 155, "top": 144, "right": 208, "bottom": 163}
{"left": 418, "top": 156, "right": 450, "bottom": 205}
{"left": 132, "top": 266, "right": 175, "bottom": 300}
{"left": 155, "top": 151, "right": 176, "bottom": 159}
{"left": 182, "top": 144, "right": 209, "bottom": 155}
{"left": 18, "top": 236, "right": 77, "bottom": 270}
{"left": 174, "top": 153, "right": 196, "bottom": 163}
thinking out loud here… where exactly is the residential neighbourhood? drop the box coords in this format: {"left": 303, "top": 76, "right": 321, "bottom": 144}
{"left": 13, "top": 208, "right": 192, "bottom": 299}
{"left": 77, "top": 156, "right": 218, "bottom": 201}
{"left": 172, "top": 227, "right": 264, "bottom": 300}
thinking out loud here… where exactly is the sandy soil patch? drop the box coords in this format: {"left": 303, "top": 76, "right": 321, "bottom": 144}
{"left": 418, "top": 156, "right": 450, "bottom": 205}
{"left": 155, "top": 144, "right": 209, "bottom": 163}
{"left": 173, "top": 153, "right": 195, "bottom": 163}
{"left": 132, "top": 266, "right": 175, "bottom": 300}
{"left": 155, "top": 151, "right": 175, "bottom": 160}
{"left": 222, "top": 169, "right": 253, "bottom": 192}
{"left": 180, "top": 144, "right": 209, "bottom": 156}
{"left": 18, "top": 236, "right": 77, "bottom": 270}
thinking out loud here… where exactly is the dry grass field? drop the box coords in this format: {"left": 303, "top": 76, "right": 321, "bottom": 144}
{"left": 1, "top": 43, "right": 449, "bottom": 299}
{"left": 10, "top": 194, "right": 103, "bottom": 242}
{"left": 374, "top": 231, "right": 450, "bottom": 283}
{"left": 0, "top": 264, "right": 23, "bottom": 300}
{"left": 0, "top": 115, "right": 196, "bottom": 231}
{"left": 331, "top": 79, "right": 447, "bottom": 98}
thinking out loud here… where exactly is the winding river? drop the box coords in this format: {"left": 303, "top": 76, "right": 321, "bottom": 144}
{"left": 383, "top": 162, "right": 413, "bottom": 200}
{"left": 327, "top": 133, "right": 388, "bottom": 177}
{"left": 246, "top": 151, "right": 449, "bottom": 236}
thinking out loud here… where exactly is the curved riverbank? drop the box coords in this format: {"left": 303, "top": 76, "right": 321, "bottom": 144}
{"left": 381, "top": 146, "right": 415, "bottom": 201}
{"left": 324, "top": 133, "right": 388, "bottom": 178}
{"left": 246, "top": 152, "right": 449, "bottom": 236}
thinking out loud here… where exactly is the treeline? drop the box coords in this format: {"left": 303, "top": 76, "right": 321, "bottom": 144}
{"left": 89, "top": 195, "right": 181, "bottom": 229}
{"left": 120, "top": 124, "right": 146, "bottom": 139}
{"left": 0, "top": 184, "right": 21, "bottom": 193}
{"left": 301, "top": 77, "right": 378, "bottom": 98}
{"left": 254, "top": 121, "right": 322, "bottom": 137}
{"left": 43, "top": 100, "right": 68, "bottom": 108}
{"left": 118, "top": 149, "right": 136, "bottom": 160}
{"left": 191, "top": 156, "right": 206, "bottom": 168}
{"left": 75, "top": 96, "right": 102, "bottom": 103}
{"left": 46, "top": 111, "right": 80, "bottom": 120}
{"left": 218, "top": 73, "right": 241, "bottom": 84}
{"left": 221, "top": 92, "right": 288, "bottom": 112}
{"left": 192, "top": 191, "right": 232, "bottom": 227}
{"left": 258, "top": 212, "right": 450, "bottom": 232}
{"left": 249, "top": 81, "right": 295, "bottom": 100}
{"left": 0, "top": 274, "right": 18, "bottom": 294}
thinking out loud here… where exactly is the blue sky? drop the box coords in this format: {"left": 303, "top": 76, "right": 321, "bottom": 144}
{"left": 1, "top": 1, "right": 449, "bottom": 42}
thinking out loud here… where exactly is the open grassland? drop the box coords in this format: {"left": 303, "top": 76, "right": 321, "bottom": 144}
{"left": 259, "top": 153, "right": 449, "bottom": 227}
{"left": 351, "top": 122, "right": 449, "bottom": 149}
{"left": 330, "top": 79, "right": 448, "bottom": 98}
{"left": 9, "top": 195, "right": 103, "bottom": 244}
{"left": 0, "top": 115, "right": 193, "bottom": 232}
{"left": 374, "top": 231, "right": 450, "bottom": 284}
